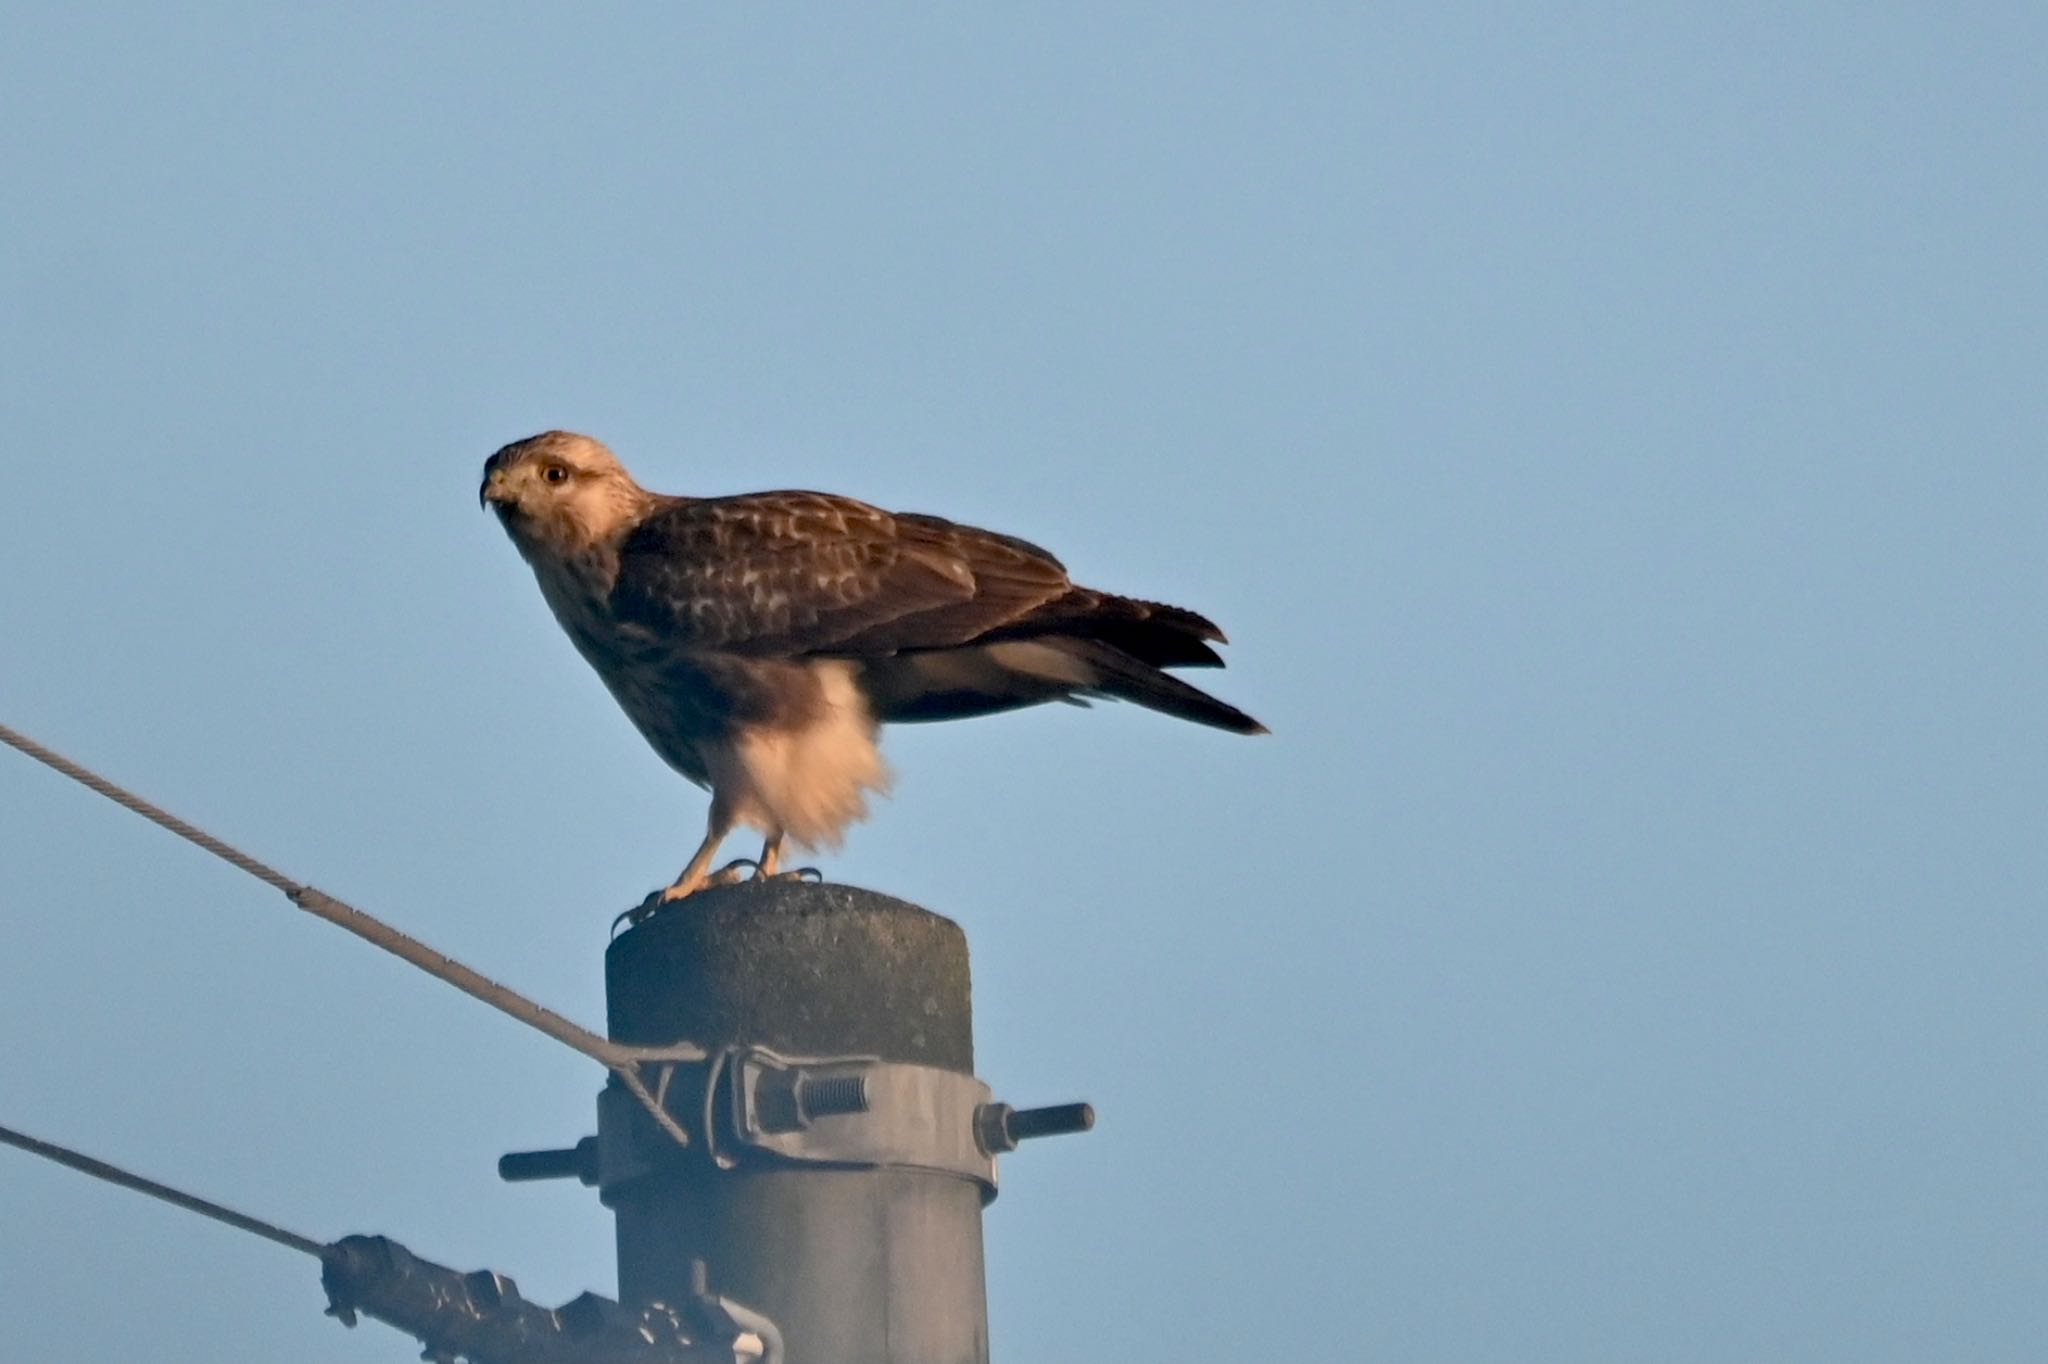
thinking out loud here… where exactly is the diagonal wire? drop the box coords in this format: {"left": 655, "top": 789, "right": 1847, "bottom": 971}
{"left": 0, "top": 723, "right": 300, "bottom": 895}
{"left": 0, "top": 721, "right": 702, "bottom": 1146}
{"left": 0, "top": 1119, "right": 325, "bottom": 1258}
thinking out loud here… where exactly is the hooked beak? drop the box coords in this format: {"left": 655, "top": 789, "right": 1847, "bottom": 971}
{"left": 480, "top": 468, "right": 512, "bottom": 511}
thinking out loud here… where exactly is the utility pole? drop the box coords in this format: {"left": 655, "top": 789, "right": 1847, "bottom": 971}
{"left": 503, "top": 880, "right": 1092, "bottom": 1364}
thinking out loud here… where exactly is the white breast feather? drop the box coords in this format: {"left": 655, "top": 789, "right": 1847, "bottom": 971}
{"left": 708, "top": 660, "right": 892, "bottom": 848}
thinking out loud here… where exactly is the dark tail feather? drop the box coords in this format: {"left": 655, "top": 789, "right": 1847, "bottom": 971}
{"left": 995, "top": 594, "right": 1229, "bottom": 669}
{"left": 1049, "top": 638, "right": 1268, "bottom": 735}
{"left": 1080, "top": 616, "right": 1226, "bottom": 669}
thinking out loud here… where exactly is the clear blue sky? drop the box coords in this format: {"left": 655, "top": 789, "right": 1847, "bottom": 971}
{"left": 3, "top": 6, "right": 2043, "bottom": 1361}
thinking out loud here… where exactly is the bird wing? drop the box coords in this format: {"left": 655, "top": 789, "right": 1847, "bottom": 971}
{"left": 607, "top": 492, "right": 1076, "bottom": 657}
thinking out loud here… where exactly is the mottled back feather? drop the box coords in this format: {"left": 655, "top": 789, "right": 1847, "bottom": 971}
{"left": 608, "top": 491, "right": 1075, "bottom": 657}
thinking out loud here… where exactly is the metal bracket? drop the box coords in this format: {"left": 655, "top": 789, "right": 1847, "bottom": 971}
{"left": 507, "top": 1045, "right": 1094, "bottom": 1207}
{"left": 717, "top": 1046, "right": 999, "bottom": 1191}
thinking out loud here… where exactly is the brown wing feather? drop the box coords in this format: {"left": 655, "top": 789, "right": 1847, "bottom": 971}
{"left": 607, "top": 492, "right": 1072, "bottom": 657}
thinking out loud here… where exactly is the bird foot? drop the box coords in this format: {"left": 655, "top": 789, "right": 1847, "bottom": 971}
{"left": 612, "top": 861, "right": 758, "bottom": 932}
{"left": 662, "top": 859, "right": 756, "bottom": 898}
{"left": 696, "top": 858, "right": 823, "bottom": 886}
{"left": 614, "top": 896, "right": 660, "bottom": 933}
{"left": 612, "top": 861, "right": 826, "bottom": 932}
{"left": 745, "top": 855, "right": 822, "bottom": 884}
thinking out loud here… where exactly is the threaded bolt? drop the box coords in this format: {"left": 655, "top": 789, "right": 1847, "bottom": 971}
{"left": 796, "top": 1073, "right": 870, "bottom": 1120}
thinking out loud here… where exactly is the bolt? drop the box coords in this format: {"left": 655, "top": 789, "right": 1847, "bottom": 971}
{"left": 796, "top": 1073, "right": 870, "bottom": 1120}
{"left": 977, "top": 1100, "right": 1095, "bottom": 1154}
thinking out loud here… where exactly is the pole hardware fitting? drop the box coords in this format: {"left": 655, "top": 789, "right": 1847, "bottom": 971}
{"left": 497, "top": 1135, "right": 600, "bottom": 1186}
{"left": 972, "top": 1100, "right": 1096, "bottom": 1154}
{"left": 718, "top": 1047, "right": 998, "bottom": 1192}
{"left": 549, "top": 1043, "right": 1096, "bottom": 1205}
{"left": 321, "top": 1232, "right": 770, "bottom": 1362}
{"left": 685, "top": 1258, "right": 786, "bottom": 1364}
{"left": 750, "top": 1067, "right": 871, "bottom": 1133}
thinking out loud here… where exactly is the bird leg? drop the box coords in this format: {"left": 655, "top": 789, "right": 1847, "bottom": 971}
{"left": 654, "top": 804, "right": 741, "bottom": 903}
{"left": 751, "top": 830, "right": 822, "bottom": 884}
{"left": 625, "top": 817, "right": 818, "bottom": 928}
{"left": 618, "top": 811, "right": 753, "bottom": 928}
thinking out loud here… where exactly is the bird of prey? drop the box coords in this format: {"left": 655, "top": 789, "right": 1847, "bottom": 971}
{"left": 481, "top": 430, "right": 1263, "bottom": 909}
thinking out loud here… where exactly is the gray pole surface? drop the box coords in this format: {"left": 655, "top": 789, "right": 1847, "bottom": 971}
{"left": 603, "top": 880, "right": 990, "bottom": 1364}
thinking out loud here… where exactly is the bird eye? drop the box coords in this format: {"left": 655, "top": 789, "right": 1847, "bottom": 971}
{"left": 542, "top": 464, "right": 570, "bottom": 485}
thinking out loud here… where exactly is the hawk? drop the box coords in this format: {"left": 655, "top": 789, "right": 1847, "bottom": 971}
{"left": 481, "top": 431, "right": 1264, "bottom": 908}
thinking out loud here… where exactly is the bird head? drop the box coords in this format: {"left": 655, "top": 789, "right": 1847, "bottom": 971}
{"left": 481, "top": 431, "right": 649, "bottom": 549}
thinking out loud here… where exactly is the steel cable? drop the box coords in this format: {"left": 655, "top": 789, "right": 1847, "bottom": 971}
{"left": 0, "top": 1119, "right": 325, "bottom": 1257}
{"left": 0, "top": 721, "right": 701, "bottom": 1146}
